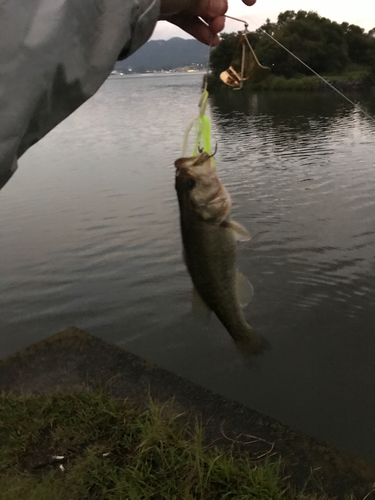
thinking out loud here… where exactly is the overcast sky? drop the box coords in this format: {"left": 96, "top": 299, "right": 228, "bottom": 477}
{"left": 152, "top": 0, "right": 374, "bottom": 41}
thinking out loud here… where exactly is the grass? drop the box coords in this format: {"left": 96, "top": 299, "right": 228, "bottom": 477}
{"left": 321, "top": 70, "right": 368, "bottom": 81}
{"left": 207, "top": 74, "right": 321, "bottom": 91}
{"left": 0, "top": 390, "right": 327, "bottom": 500}
{"left": 252, "top": 75, "right": 320, "bottom": 91}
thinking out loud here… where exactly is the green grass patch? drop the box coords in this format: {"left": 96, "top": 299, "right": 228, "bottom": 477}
{"left": 321, "top": 71, "right": 368, "bottom": 81}
{"left": 255, "top": 75, "right": 320, "bottom": 91}
{"left": 207, "top": 68, "right": 374, "bottom": 92}
{"left": 207, "top": 74, "right": 321, "bottom": 92}
{"left": 0, "top": 391, "right": 326, "bottom": 499}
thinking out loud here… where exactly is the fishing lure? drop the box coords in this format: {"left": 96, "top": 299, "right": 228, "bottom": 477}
{"left": 220, "top": 19, "right": 270, "bottom": 89}
{"left": 182, "top": 17, "right": 270, "bottom": 158}
{"left": 182, "top": 80, "right": 214, "bottom": 162}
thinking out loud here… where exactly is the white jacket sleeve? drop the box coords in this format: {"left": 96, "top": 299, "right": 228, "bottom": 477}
{"left": 0, "top": 0, "right": 160, "bottom": 189}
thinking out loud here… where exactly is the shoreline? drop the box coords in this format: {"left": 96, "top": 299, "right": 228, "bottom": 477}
{"left": 207, "top": 74, "right": 374, "bottom": 93}
{"left": 1, "top": 327, "right": 374, "bottom": 498}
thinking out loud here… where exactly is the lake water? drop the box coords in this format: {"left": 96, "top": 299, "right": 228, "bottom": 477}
{"left": 1, "top": 73, "right": 375, "bottom": 461}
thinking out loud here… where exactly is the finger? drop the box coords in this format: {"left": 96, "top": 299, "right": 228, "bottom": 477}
{"left": 198, "top": 13, "right": 225, "bottom": 34}
{"left": 190, "top": 0, "right": 228, "bottom": 19}
{"left": 209, "top": 15, "right": 225, "bottom": 34}
{"left": 242, "top": 0, "right": 256, "bottom": 5}
{"left": 167, "top": 14, "right": 221, "bottom": 46}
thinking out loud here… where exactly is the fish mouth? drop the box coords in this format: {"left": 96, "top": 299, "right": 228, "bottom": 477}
{"left": 174, "top": 160, "right": 192, "bottom": 179}
{"left": 175, "top": 153, "right": 211, "bottom": 173}
{"left": 175, "top": 164, "right": 190, "bottom": 179}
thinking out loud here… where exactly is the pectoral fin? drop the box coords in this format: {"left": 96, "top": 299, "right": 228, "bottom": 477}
{"left": 225, "top": 220, "right": 251, "bottom": 242}
{"left": 236, "top": 272, "right": 254, "bottom": 308}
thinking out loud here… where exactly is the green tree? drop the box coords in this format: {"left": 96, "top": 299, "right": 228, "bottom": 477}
{"left": 209, "top": 11, "right": 373, "bottom": 81}
{"left": 342, "top": 23, "right": 375, "bottom": 65}
{"left": 257, "top": 11, "right": 349, "bottom": 75}
{"left": 366, "top": 43, "right": 375, "bottom": 84}
{"left": 209, "top": 31, "right": 260, "bottom": 76}
{"left": 209, "top": 32, "right": 241, "bottom": 76}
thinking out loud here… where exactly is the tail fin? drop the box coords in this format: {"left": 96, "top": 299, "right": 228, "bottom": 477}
{"left": 232, "top": 323, "right": 269, "bottom": 355}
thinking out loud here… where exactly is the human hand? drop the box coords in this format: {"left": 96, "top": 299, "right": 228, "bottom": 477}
{"left": 159, "top": 0, "right": 256, "bottom": 46}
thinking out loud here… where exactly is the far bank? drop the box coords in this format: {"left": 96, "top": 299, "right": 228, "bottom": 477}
{"left": 207, "top": 73, "right": 375, "bottom": 93}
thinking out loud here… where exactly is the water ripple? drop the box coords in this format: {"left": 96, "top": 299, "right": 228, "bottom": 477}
{"left": 1, "top": 78, "right": 375, "bottom": 460}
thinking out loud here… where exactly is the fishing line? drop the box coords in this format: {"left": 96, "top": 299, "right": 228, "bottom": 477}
{"left": 205, "top": 32, "right": 213, "bottom": 79}
{"left": 224, "top": 14, "right": 375, "bottom": 123}
{"left": 182, "top": 30, "right": 215, "bottom": 158}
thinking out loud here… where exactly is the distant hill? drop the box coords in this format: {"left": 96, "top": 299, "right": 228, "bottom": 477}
{"left": 115, "top": 38, "right": 208, "bottom": 72}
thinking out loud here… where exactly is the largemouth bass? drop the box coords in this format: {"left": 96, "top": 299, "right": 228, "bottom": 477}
{"left": 175, "top": 152, "right": 264, "bottom": 354}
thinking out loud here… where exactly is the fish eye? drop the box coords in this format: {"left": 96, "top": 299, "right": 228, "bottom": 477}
{"left": 186, "top": 177, "right": 196, "bottom": 190}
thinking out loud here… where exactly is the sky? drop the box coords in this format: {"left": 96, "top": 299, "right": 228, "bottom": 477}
{"left": 152, "top": 0, "right": 374, "bottom": 41}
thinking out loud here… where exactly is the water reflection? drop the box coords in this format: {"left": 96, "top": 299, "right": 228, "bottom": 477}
{"left": 209, "top": 89, "right": 374, "bottom": 158}
{"left": 207, "top": 87, "right": 375, "bottom": 460}
{"left": 211, "top": 88, "right": 364, "bottom": 120}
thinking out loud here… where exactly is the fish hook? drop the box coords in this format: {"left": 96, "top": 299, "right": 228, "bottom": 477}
{"left": 198, "top": 141, "right": 218, "bottom": 157}
{"left": 209, "top": 142, "right": 218, "bottom": 158}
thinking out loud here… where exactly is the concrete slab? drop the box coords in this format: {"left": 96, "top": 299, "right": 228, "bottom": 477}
{"left": 1, "top": 326, "right": 374, "bottom": 499}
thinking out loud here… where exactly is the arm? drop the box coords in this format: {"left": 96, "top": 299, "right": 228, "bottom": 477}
{"left": 0, "top": 0, "right": 257, "bottom": 190}
{"left": 0, "top": 0, "right": 160, "bottom": 189}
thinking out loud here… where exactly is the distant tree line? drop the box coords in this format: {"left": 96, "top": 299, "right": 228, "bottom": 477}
{"left": 210, "top": 11, "right": 375, "bottom": 80}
